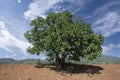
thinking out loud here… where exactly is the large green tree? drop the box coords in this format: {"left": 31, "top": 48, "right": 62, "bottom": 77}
{"left": 24, "top": 11, "right": 104, "bottom": 70}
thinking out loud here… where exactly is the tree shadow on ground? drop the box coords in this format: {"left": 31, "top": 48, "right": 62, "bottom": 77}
{"left": 35, "top": 63, "right": 103, "bottom": 75}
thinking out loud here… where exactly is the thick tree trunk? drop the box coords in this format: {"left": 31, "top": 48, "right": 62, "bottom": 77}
{"left": 59, "top": 53, "right": 67, "bottom": 70}
{"left": 55, "top": 54, "right": 60, "bottom": 66}
{"left": 60, "top": 57, "right": 65, "bottom": 70}
{"left": 55, "top": 53, "right": 67, "bottom": 70}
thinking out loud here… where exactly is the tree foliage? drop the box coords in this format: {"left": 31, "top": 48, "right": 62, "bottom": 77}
{"left": 24, "top": 11, "right": 104, "bottom": 69}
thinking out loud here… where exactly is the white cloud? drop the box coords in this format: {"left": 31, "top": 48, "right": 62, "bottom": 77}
{"left": 24, "top": 0, "right": 92, "bottom": 20}
{"left": 17, "top": 0, "right": 22, "bottom": 3}
{"left": 116, "top": 44, "right": 120, "bottom": 48}
{"left": 5, "top": 55, "right": 10, "bottom": 58}
{"left": 0, "top": 21, "right": 30, "bottom": 55}
{"left": 84, "top": 1, "right": 120, "bottom": 19}
{"left": 102, "top": 44, "right": 114, "bottom": 54}
{"left": 102, "top": 44, "right": 120, "bottom": 54}
{"left": 24, "top": 0, "right": 62, "bottom": 20}
{"left": 92, "top": 12, "right": 120, "bottom": 37}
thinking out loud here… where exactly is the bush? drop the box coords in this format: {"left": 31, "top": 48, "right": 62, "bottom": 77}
{"left": 105, "top": 61, "right": 110, "bottom": 64}
{"left": 36, "top": 59, "right": 41, "bottom": 67}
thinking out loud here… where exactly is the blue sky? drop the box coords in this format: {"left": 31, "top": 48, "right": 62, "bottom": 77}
{"left": 0, "top": 0, "right": 120, "bottom": 60}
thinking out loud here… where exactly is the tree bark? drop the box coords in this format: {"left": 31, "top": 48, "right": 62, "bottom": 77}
{"left": 55, "top": 53, "right": 60, "bottom": 66}
{"left": 55, "top": 53, "right": 67, "bottom": 70}
{"left": 60, "top": 57, "right": 65, "bottom": 70}
{"left": 59, "top": 53, "right": 68, "bottom": 70}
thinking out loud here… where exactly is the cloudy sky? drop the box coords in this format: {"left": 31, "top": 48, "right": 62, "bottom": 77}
{"left": 0, "top": 0, "right": 120, "bottom": 59}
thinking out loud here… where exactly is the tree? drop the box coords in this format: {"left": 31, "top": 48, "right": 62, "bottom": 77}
{"left": 24, "top": 11, "right": 104, "bottom": 70}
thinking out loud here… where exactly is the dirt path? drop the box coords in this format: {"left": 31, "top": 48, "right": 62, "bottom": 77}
{"left": 0, "top": 64, "right": 120, "bottom": 80}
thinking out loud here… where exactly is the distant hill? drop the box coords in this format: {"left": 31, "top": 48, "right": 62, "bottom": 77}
{"left": 17, "top": 59, "right": 39, "bottom": 64}
{"left": 0, "top": 58, "right": 17, "bottom": 64}
{"left": 0, "top": 58, "right": 39, "bottom": 64}
{"left": 0, "top": 58, "right": 50, "bottom": 64}
{"left": 0, "top": 55, "right": 120, "bottom": 64}
{"left": 77, "top": 55, "right": 120, "bottom": 64}
{"left": 92, "top": 55, "right": 120, "bottom": 64}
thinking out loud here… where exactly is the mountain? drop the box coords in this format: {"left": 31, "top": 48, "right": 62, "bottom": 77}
{"left": 0, "top": 58, "right": 17, "bottom": 64}
{"left": 0, "top": 58, "right": 50, "bottom": 64}
{"left": 0, "top": 55, "right": 120, "bottom": 64}
{"left": 92, "top": 55, "right": 120, "bottom": 64}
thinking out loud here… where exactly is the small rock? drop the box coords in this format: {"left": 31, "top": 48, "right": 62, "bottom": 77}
{"left": 28, "top": 75, "right": 31, "bottom": 80}
{"left": 88, "top": 72, "right": 92, "bottom": 77}
{"left": 67, "top": 74, "right": 70, "bottom": 76}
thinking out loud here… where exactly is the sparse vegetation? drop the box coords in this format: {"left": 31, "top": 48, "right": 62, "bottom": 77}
{"left": 36, "top": 59, "right": 41, "bottom": 67}
{"left": 104, "top": 61, "right": 110, "bottom": 64}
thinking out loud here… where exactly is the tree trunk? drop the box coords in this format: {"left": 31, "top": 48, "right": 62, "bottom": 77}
{"left": 60, "top": 57, "right": 65, "bottom": 70}
{"left": 55, "top": 54, "right": 60, "bottom": 66}
{"left": 55, "top": 53, "right": 67, "bottom": 70}
{"left": 59, "top": 53, "right": 67, "bottom": 70}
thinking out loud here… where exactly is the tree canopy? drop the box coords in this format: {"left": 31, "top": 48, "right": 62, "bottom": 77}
{"left": 24, "top": 11, "right": 104, "bottom": 69}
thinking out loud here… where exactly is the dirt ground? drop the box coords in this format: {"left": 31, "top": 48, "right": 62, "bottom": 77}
{"left": 0, "top": 64, "right": 120, "bottom": 80}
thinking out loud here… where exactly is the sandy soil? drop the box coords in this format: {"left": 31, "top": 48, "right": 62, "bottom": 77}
{"left": 0, "top": 64, "right": 120, "bottom": 80}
